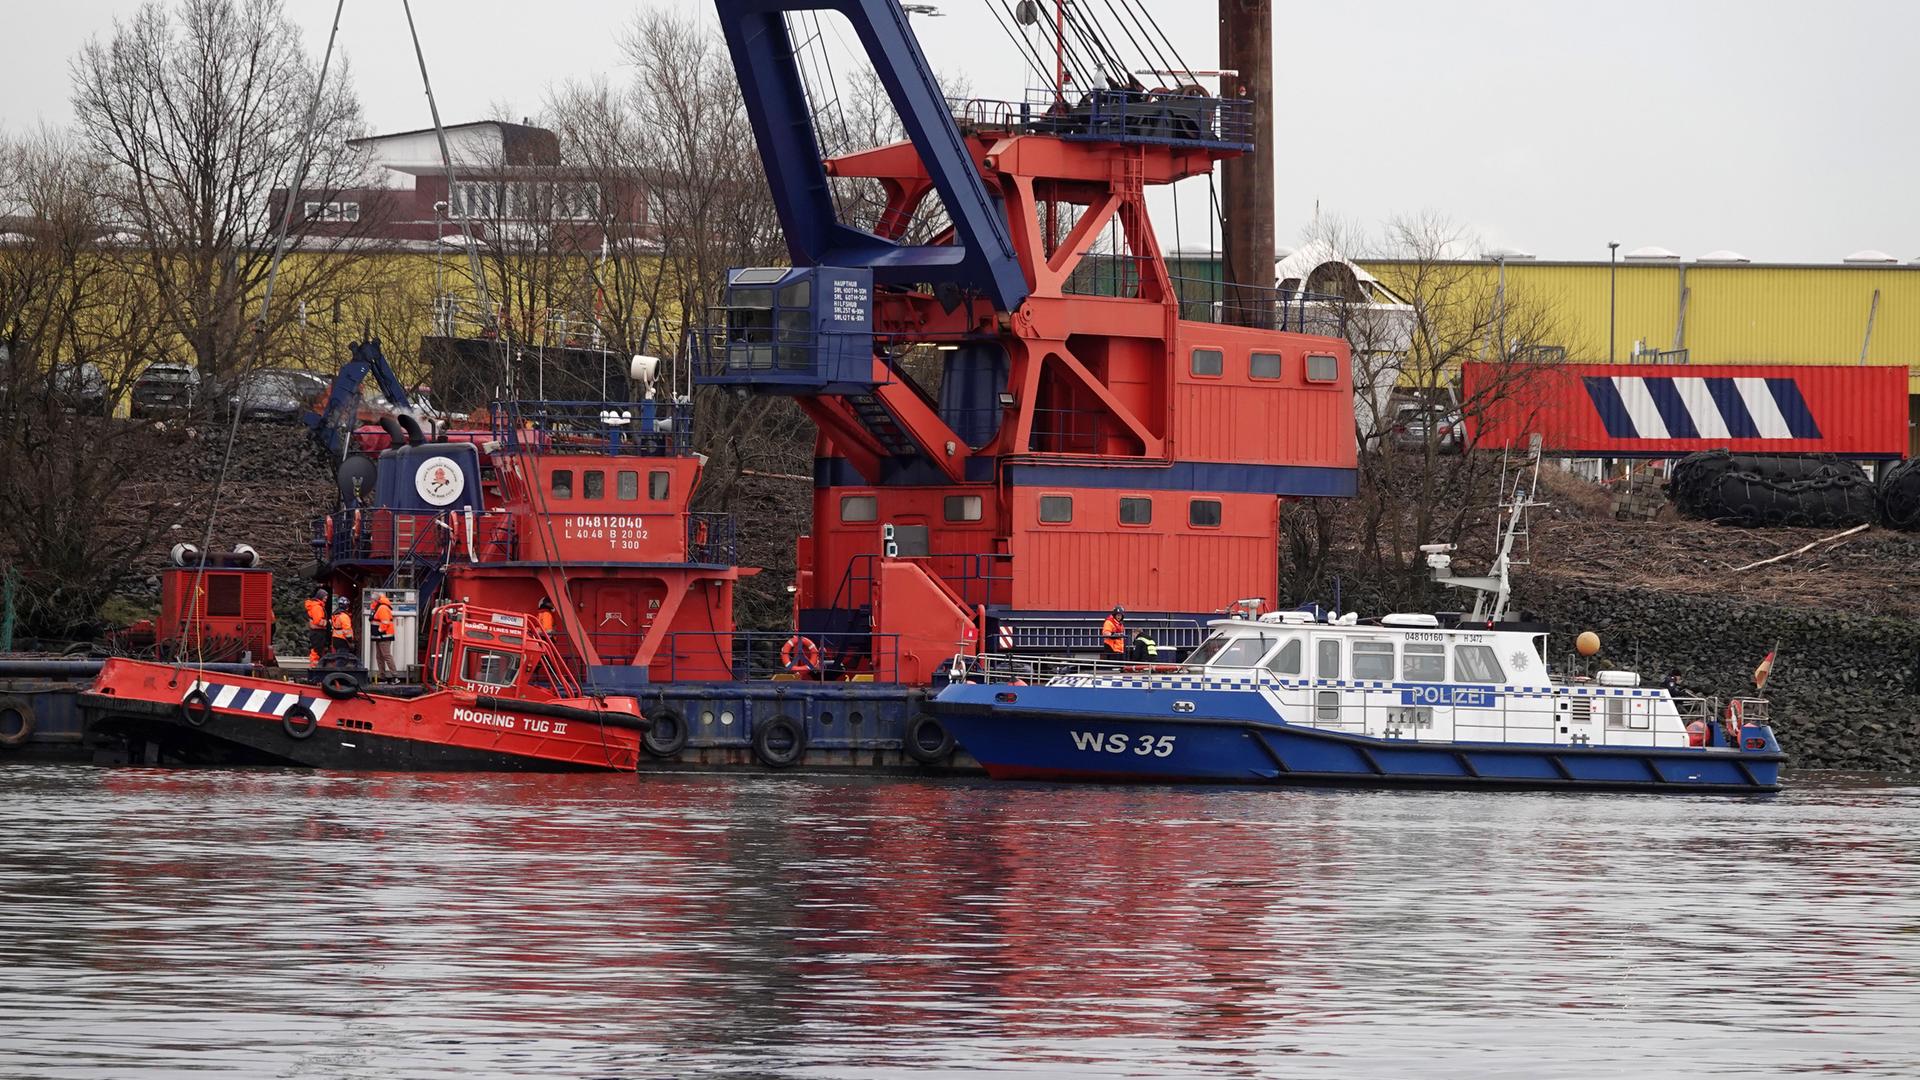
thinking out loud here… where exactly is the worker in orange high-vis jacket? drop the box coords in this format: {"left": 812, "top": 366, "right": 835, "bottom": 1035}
{"left": 370, "top": 593, "right": 396, "bottom": 681}
{"left": 303, "top": 589, "right": 329, "bottom": 664}
{"left": 535, "top": 596, "right": 556, "bottom": 635}
{"left": 1101, "top": 606, "right": 1127, "bottom": 658}
{"left": 329, "top": 596, "right": 356, "bottom": 657}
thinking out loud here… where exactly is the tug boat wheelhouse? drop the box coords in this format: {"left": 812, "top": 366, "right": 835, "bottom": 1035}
{"left": 932, "top": 468, "right": 1786, "bottom": 794}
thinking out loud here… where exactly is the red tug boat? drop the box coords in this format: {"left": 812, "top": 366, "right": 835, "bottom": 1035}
{"left": 83, "top": 603, "right": 646, "bottom": 770}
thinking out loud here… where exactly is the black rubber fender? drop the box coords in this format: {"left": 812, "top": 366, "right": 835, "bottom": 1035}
{"left": 179, "top": 689, "right": 212, "bottom": 729}
{"left": 283, "top": 703, "right": 318, "bottom": 740}
{"left": 752, "top": 714, "right": 806, "bottom": 769}
{"left": 643, "top": 708, "right": 689, "bottom": 758}
{"left": 903, "top": 713, "right": 956, "bottom": 764}
{"left": 0, "top": 694, "right": 37, "bottom": 747}
{"left": 320, "top": 670, "right": 362, "bottom": 699}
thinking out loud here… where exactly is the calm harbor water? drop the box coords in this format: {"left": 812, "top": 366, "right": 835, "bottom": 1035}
{"left": 1, "top": 765, "right": 1916, "bottom": 1079}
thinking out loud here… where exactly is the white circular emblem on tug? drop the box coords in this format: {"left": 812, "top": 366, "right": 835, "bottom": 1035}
{"left": 415, "top": 455, "right": 465, "bottom": 506}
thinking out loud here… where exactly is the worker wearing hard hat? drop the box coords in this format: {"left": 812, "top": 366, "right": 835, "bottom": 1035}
{"left": 1101, "top": 606, "right": 1127, "bottom": 658}
{"left": 303, "top": 589, "right": 329, "bottom": 665}
{"left": 329, "top": 596, "right": 356, "bottom": 655}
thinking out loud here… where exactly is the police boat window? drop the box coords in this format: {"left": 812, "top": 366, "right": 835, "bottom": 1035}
{"left": 945, "top": 495, "right": 982, "bottom": 522}
{"left": 462, "top": 648, "right": 522, "bottom": 687}
{"left": 550, "top": 469, "right": 573, "bottom": 499}
{"left": 1352, "top": 640, "right": 1394, "bottom": 680}
{"left": 1250, "top": 352, "right": 1282, "bottom": 380}
{"left": 1209, "top": 633, "right": 1276, "bottom": 669}
{"left": 649, "top": 470, "right": 671, "bottom": 500}
{"left": 1039, "top": 494, "right": 1073, "bottom": 523}
{"left": 1182, "top": 633, "right": 1232, "bottom": 668}
{"left": 1119, "top": 496, "right": 1152, "bottom": 525}
{"left": 1265, "top": 637, "right": 1303, "bottom": 675}
{"left": 1606, "top": 697, "right": 1629, "bottom": 730}
{"left": 1191, "top": 348, "right": 1223, "bottom": 377}
{"left": 1316, "top": 639, "right": 1341, "bottom": 678}
{"left": 583, "top": 470, "right": 605, "bottom": 499}
{"left": 1403, "top": 641, "right": 1446, "bottom": 682}
{"left": 617, "top": 470, "right": 639, "bottom": 500}
{"left": 1454, "top": 643, "right": 1505, "bottom": 683}
{"left": 841, "top": 495, "right": 877, "bottom": 522}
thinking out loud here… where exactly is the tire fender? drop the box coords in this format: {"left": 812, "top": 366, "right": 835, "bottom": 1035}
{"left": 320, "top": 671, "right": 362, "bottom": 700}
{"left": 903, "top": 713, "right": 956, "bottom": 764}
{"left": 179, "top": 689, "right": 212, "bottom": 729}
{"left": 752, "top": 714, "right": 805, "bottom": 769}
{"left": 643, "top": 708, "right": 689, "bottom": 758}
{"left": 283, "top": 704, "right": 319, "bottom": 740}
{"left": 0, "top": 695, "right": 37, "bottom": 748}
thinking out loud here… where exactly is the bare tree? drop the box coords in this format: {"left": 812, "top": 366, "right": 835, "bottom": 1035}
{"left": 69, "top": 0, "right": 380, "bottom": 381}
{"left": 1280, "top": 212, "right": 1566, "bottom": 608}
{"left": 0, "top": 131, "right": 188, "bottom": 639}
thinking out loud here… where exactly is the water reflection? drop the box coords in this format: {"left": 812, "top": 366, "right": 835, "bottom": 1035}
{"left": 2, "top": 766, "right": 1917, "bottom": 1077}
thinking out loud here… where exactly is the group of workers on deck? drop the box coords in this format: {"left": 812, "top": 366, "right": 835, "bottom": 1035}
{"left": 1101, "top": 606, "right": 1159, "bottom": 662}
{"left": 303, "top": 589, "right": 396, "bottom": 679}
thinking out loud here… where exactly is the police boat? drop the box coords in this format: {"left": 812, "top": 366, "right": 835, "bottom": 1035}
{"left": 931, "top": 480, "right": 1786, "bottom": 795}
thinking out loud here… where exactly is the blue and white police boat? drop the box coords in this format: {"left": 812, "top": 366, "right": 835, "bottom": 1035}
{"left": 932, "top": 479, "right": 1785, "bottom": 795}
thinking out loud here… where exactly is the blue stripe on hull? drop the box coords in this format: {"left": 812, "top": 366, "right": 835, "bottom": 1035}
{"left": 931, "top": 694, "right": 1781, "bottom": 793}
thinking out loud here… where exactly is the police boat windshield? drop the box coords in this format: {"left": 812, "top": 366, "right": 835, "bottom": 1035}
{"left": 1182, "top": 631, "right": 1279, "bottom": 671}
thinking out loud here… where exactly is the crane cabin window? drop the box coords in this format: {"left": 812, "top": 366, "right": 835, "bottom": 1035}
{"left": 1189, "top": 499, "right": 1222, "bottom": 528}
{"left": 550, "top": 469, "right": 573, "bottom": 499}
{"left": 1190, "top": 348, "right": 1224, "bottom": 377}
{"left": 648, "top": 470, "right": 671, "bottom": 500}
{"left": 1305, "top": 354, "right": 1339, "bottom": 383}
{"left": 583, "top": 470, "right": 605, "bottom": 499}
{"left": 840, "top": 495, "right": 877, "bottom": 522}
{"left": 1119, "top": 497, "right": 1152, "bottom": 525}
{"left": 1039, "top": 495, "right": 1073, "bottom": 523}
{"left": 944, "top": 495, "right": 983, "bottom": 522}
{"left": 1250, "top": 352, "right": 1283, "bottom": 380}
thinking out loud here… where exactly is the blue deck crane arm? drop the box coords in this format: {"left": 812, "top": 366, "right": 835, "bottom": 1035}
{"left": 303, "top": 339, "right": 410, "bottom": 459}
{"left": 714, "top": 0, "right": 1030, "bottom": 312}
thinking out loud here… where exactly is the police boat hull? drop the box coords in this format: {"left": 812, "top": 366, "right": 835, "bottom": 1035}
{"left": 930, "top": 683, "right": 1784, "bottom": 794}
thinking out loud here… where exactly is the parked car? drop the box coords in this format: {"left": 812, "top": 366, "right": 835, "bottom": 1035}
{"left": 130, "top": 362, "right": 201, "bottom": 418}
{"left": 49, "top": 362, "right": 110, "bottom": 415}
{"left": 1388, "top": 403, "right": 1464, "bottom": 454}
{"left": 219, "top": 368, "right": 331, "bottom": 423}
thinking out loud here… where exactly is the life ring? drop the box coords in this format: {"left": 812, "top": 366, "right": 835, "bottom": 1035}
{"left": 903, "top": 713, "right": 955, "bottom": 764}
{"left": 283, "top": 704, "right": 318, "bottom": 740}
{"left": 320, "top": 670, "right": 362, "bottom": 699}
{"left": 1723, "top": 700, "right": 1744, "bottom": 744}
{"left": 643, "top": 708, "right": 689, "bottom": 758}
{"left": 780, "top": 636, "right": 821, "bottom": 673}
{"left": 752, "top": 714, "right": 806, "bottom": 768}
{"left": 0, "top": 695, "right": 37, "bottom": 747}
{"left": 178, "top": 689, "right": 213, "bottom": 729}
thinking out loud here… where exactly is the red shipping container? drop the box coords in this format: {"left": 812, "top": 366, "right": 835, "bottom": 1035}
{"left": 1462, "top": 363, "right": 1908, "bottom": 459}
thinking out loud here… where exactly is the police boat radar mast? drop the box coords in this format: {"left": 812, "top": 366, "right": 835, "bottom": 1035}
{"left": 1421, "top": 443, "right": 1545, "bottom": 624}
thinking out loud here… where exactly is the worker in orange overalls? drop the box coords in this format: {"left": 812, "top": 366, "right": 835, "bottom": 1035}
{"left": 303, "top": 589, "right": 329, "bottom": 664}
{"left": 1101, "top": 606, "right": 1127, "bottom": 658}
{"left": 329, "top": 596, "right": 356, "bottom": 658}
{"left": 535, "top": 596, "right": 556, "bottom": 635}
{"left": 370, "top": 592, "right": 396, "bottom": 681}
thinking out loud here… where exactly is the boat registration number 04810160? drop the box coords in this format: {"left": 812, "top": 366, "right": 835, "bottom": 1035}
{"left": 1070, "top": 731, "right": 1175, "bottom": 757}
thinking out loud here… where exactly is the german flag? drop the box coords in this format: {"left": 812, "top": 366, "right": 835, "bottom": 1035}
{"left": 1753, "top": 644, "right": 1778, "bottom": 691}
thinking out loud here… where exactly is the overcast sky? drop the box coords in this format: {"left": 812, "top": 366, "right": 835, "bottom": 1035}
{"left": 5, "top": 0, "right": 1916, "bottom": 262}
